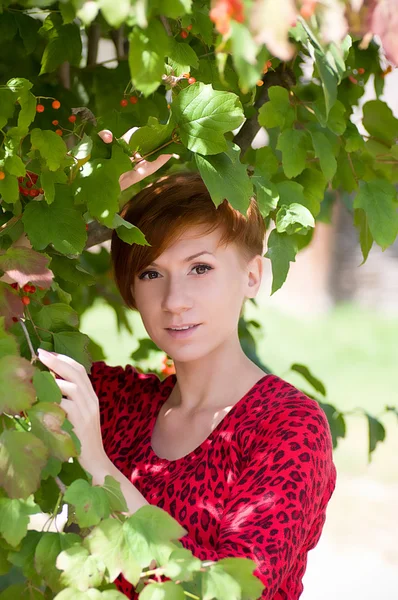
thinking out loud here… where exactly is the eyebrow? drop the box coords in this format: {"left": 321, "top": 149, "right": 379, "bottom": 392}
{"left": 148, "top": 251, "right": 215, "bottom": 267}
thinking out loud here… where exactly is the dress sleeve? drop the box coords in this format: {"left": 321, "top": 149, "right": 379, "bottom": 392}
{"left": 178, "top": 397, "right": 337, "bottom": 599}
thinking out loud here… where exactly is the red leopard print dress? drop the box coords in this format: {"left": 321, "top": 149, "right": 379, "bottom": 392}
{"left": 88, "top": 361, "right": 336, "bottom": 600}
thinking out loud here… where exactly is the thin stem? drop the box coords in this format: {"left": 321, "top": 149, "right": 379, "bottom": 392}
{"left": 134, "top": 138, "right": 178, "bottom": 164}
{"left": 24, "top": 305, "right": 43, "bottom": 345}
{"left": 347, "top": 152, "right": 358, "bottom": 184}
{"left": 19, "top": 317, "right": 37, "bottom": 360}
{"left": 54, "top": 476, "right": 67, "bottom": 495}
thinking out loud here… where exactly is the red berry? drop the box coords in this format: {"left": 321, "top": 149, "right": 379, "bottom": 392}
{"left": 22, "top": 296, "right": 30, "bottom": 306}
{"left": 358, "top": 67, "right": 365, "bottom": 75}
{"left": 27, "top": 171, "right": 38, "bottom": 183}
{"left": 26, "top": 179, "right": 33, "bottom": 188}
{"left": 30, "top": 285, "right": 36, "bottom": 293}
{"left": 21, "top": 188, "right": 29, "bottom": 196}
{"left": 55, "top": 129, "right": 63, "bottom": 136}
{"left": 52, "top": 119, "right": 59, "bottom": 126}
{"left": 188, "top": 77, "right": 196, "bottom": 84}
{"left": 23, "top": 284, "right": 31, "bottom": 293}
{"left": 120, "top": 98, "right": 128, "bottom": 107}
{"left": 0, "top": 171, "right": 5, "bottom": 180}
{"left": 129, "top": 96, "right": 138, "bottom": 104}
{"left": 36, "top": 104, "right": 45, "bottom": 113}
{"left": 68, "top": 115, "right": 76, "bottom": 123}
{"left": 180, "top": 30, "right": 189, "bottom": 38}
{"left": 12, "top": 317, "right": 18, "bottom": 323}
{"left": 11, "top": 283, "right": 18, "bottom": 289}
{"left": 85, "top": 223, "right": 89, "bottom": 231}
{"left": 30, "top": 189, "right": 39, "bottom": 197}
{"left": 348, "top": 75, "right": 358, "bottom": 84}
{"left": 52, "top": 100, "right": 61, "bottom": 109}
{"left": 187, "top": 24, "right": 193, "bottom": 31}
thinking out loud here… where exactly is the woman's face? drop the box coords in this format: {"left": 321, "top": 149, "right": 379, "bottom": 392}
{"left": 132, "top": 224, "right": 262, "bottom": 362}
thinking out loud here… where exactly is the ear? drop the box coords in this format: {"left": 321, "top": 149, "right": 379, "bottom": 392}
{"left": 245, "top": 254, "right": 263, "bottom": 299}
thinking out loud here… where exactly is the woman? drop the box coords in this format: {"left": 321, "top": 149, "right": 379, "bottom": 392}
{"left": 38, "top": 145, "right": 336, "bottom": 599}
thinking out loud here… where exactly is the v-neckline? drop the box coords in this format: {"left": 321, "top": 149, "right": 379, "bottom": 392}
{"left": 149, "top": 372, "right": 272, "bottom": 464}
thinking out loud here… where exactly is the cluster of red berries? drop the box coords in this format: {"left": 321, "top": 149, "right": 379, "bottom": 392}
{"left": 182, "top": 72, "right": 196, "bottom": 84}
{"left": 120, "top": 95, "right": 139, "bottom": 107}
{"left": 180, "top": 24, "right": 193, "bottom": 38}
{"left": 36, "top": 99, "right": 61, "bottom": 113}
{"left": 18, "top": 171, "right": 43, "bottom": 197}
{"left": 36, "top": 98, "right": 78, "bottom": 135}
{"left": 9, "top": 281, "right": 41, "bottom": 317}
{"left": 161, "top": 355, "right": 176, "bottom": 376}
{"left": 348, "top": 67, "right": 366, "bottom": 85}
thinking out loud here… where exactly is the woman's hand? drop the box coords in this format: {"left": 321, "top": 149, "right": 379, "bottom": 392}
{"left": 37, "top": 348, "right": 109, "bottom": 476}
{"left": 98, "top": 126, "right": 179, "bottom": 191}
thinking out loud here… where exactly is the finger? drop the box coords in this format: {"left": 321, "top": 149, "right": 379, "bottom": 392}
{"left": 119, "top": 154, "right": 175, "bottom": 191}
{"left": 37, "top": 350, "right": 87, "bottom": 382}
{"left": 98, "top": 130, "right": 113, "bottom": 144}
{"left": 121, "top": 127, "right": 139, "bottom": 144}
{"left": 53, "top": 378, "right": 77, "bottom": 399}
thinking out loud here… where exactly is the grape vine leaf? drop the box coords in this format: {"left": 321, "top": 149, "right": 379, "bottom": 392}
{"left": 172, "top": 82, "right": 244, "bottom": 154}
{"left": 265, "top": 229, "right": 298, "bottom": 295}
{"left": 0, "top": 430, "right": 48, "bottom": 499}
{"left": 353, "top": 180, "right": 398, "bottom": 250}
{"left": 0, "top": 495, "right": 40, "bottom": 547}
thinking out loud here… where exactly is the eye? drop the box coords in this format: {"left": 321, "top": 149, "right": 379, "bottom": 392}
{"left": 138, "top": 263, "right": 213, "bottom": 280}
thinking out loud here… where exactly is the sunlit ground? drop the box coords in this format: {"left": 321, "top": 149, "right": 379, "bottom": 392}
{"left": 77, "top": 298, "right": 398, "bottom": 599}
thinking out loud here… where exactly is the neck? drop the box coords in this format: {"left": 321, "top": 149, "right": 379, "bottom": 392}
{"left": 169, "top": 334, "right": 265, "bottom": 413}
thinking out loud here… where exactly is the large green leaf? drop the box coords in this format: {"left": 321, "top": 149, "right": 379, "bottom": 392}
{"left": 276, "top": 203, "right": 315, "bottom": 236}
{"left": 56, "top": 544, "right": 105, "bottom": 591}
{"left": 353, "top": 180, "right": 398, "bottom": 250}
{"left": 35, "top": 532, "right": 81, "bottom": 592}
{"left": 0, "top": 174, "right": 19, "bottom": 204}
{"left": 63, "top": 479, "right": 110, "bottom": 528}
{"left": 0, "top": 430, "right": 48, "bottom": 499}
{"left": 251, "top": 174, "right": 279, "bottom": 219}
{"left": 22, "top": 186, "right": 87, "bottom": 255}
{"left": 164, "top": 548, "right": 202, "bottom": 581}
{"left": 168, "top": 39, "right": 199, "bottom": 76}
{"left": 52, "top": 331, "right": 92, "bottom": 372}
{"left": 362, "top": 100, "right": 398, "bottom": 147}
{"left": 139, "top": 582, "right": 186, "bottom": 600}
{"left": 128, "top": 21, "right": 170, "bottom": 96}
{"left": 0, "top": 496, "right": 40, "bottom": 547}
{"left": 214, "top": 557, "right": 264, "bottom": 600}
{"left": 264, "top": 229, "right": 298, "bottom": 295}
{"left": 310, "top": 131, "right": 337, "bottom": 181}
{"left": 258, "top": 86, "right": 295, "bottom": 130}
{"left": 0, "top": 316, "right": 19, "bottom": 358}
{"left": 276, "top": 130, "right": 307, "bottom": 178}
{"left": 39, "top": 14, "right": 82, "bottom": 74}
{"left": 202, "top": 563, "right": 241, "bottom": 600}
{"left": 33, "top": 370, "right": 63, "bottom": 404}
{"left": 30, "top": 129, "right": 68, "bottom": 171}
{"left": 172, "top": 82, "right": 244, "bottom": 155}
{"left": 195, "top": 142, "right": 253, "bottom": 214}
{"left": 99, "top": 0, "right": 131, "bottom": 28}
{"left": 128, "top": 116, "right": 174, "bottom": 155}
{"left": 366, "top": 414, "right": 386, "bottom": 460}
{"left": 353, "top": 208, "right": 374, "bottom": 264}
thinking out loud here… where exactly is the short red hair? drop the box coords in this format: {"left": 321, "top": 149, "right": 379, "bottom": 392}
{"left": 111, "top": 171, "right": 266, "bottom": 310}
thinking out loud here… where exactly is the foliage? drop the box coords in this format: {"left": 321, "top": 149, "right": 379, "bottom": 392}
{"left": 0, "top": 0, "right": 397, "bottom": 598}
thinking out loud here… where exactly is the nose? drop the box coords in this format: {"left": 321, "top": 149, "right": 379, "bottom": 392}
{"left": 161, "top": 275, "right": 193, "bottom": 314}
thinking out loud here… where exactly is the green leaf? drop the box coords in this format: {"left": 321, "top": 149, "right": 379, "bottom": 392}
{"left": 56, "top": 543, "right": 105, "bottom": 591}
{"left": 264, "top": 229, "right": 298, "bottom": 295}
{"left": 164, "top": 548, "right": 202, "bottom": 581}
{"left": 123, "top": 505, "right": 187, "bottom": 568}
{"left": 251, "top": 174, "right": 279, "bottom": 218}
{"left": 216, "top": 557, "right": 264, "bottom": 600}
{"left": 0, "top": 173, "right": 19, "bottom": 204}
{"left": 35, "top": 303, "right": 79, "bottom": 332}
{"left": 74, "top": 145, "right": 132, "bottom": 228}
{"left": 172, "top": 82, "right": 244, "bottom": 155}
{"left": 128, "top": 21, "right": 170, "bottom": 96}
{"left": 326, "top": 100, "right": 346, "bottom": 135}
{"left": 295, "top": 168, "right": 326, "bottom": 217}
{"left": 353, "top": 208, "right": 373, "bottom": 264}
{"left": 0, "top": 12, "right": 17, "bottom": 41}
{"left": 152, "top": 0, "right": 192, "bottom": 19}
{"left": 276, "top": 203, "right": 315, "bottom": 236}
{"left": 290, "top": 364, "right": 326, "bottom": 395}
{"left": 30, "top": 129, "right": 67, "bottom": 171}
{"left": 112, "top": 214, "right": 149, "bottom": 246}
{"left": 0, "top": 430, "right": 48, "bottom": 499}
{"left": 0, "top": 355, "right": 36, "bottom": 415}
{"left": 28, "top": 403, "right": 78, "bottom": 462}
{"left": 39, "top": 14, "right": 82, "bottom": 75}
{"left": 366, "top": 414, "right": 386, "bottom": 460}
{"left": 362, "top": 100, "right": 398, "bottom": 147}
{"left": 14, "top": 12, "right": 40, "bottom": 54}
{"left": 168, "top": 39, "right": 198, "bottom": 76}
{"left": 53, "top": 331, "right": 92, "bottom": 372}
{"left": 230, "top": 22, "right": 266, "bottom": 94}
{"left": 48, "top": 255, "right": 96, "bottom": 286}
{"left": 0, "top": 496, "right": 40, "bottom": 547}
{"left": 102, "top": 475, "right": 129, "bottom": 513}
{"left": 63, "top": 479, "right": 110, "bottom": 528}
{"left": 314, "top": 47, "right": 338, "bottom": 118}
{"left": 128, "top": 116, "right": 174, "bottom": 155}
{"left": 99, "top": 0, "right": 131, "bottom": 28}
{"left": 276, "top": 130, "right": 307, "bottom": 178}
{"left": 258, "top": 86, "right": 294, "bottom": 130}
{"left": 318, "top": 402, "right": 346, "bottom": 448}
{"left": 41, "top": 170, "right": 68, "bottom": 204}
{"left": 255, "top": 146, "right": 279, "bottom": 179}
{"left": 35, "top": 532, "right": 81, "bottom": 592}
{"left": 202, "top": 563, "right": 241, "bottom": 600}
{"left": 85, "top": 518, "right": 141, "bottom": 585}
{"left": 4, "top": 154, "right": 25, "bottom": 178}
{"left": 195, "top": 142, "right": 253, "bottom": 214}
{"left": 22, "top": 186, "right": 87, "bottom": 254}
{"left": 310, "top": 131, "right": 337, "bottom": 181}
{"left": 139, "top": 581, "right": 186, "bottom": 600}
{"left": 6, "top": 530, "right": 42, "bottom": 581}
{"left": 353, "top": 180, "right": 398, "bottom": 250}
{"left": 0, "top": 89, "right": 16, "bottom": 130}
